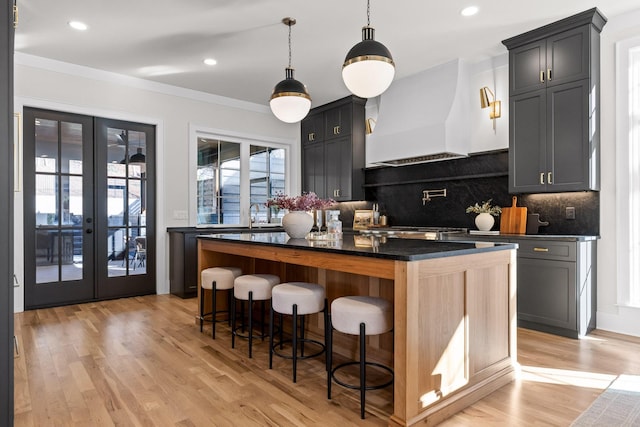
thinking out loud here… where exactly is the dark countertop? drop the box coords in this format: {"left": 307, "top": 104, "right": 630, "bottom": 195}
{"left": 167, "top": 226, "right": 283, "bottom": 233}
{"left": 443, "top": 233, "right": 599, "bottom": 242}
{"left": 197, "top": 231, "right": 516, "bottom": 262}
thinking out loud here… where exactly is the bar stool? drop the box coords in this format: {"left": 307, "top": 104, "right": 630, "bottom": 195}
{"left": 199, "top": 267, "right": 242, "bottom": 339}
{"left": 328, "top": 296, "right": 394, "bottom": 419}
{"left": 269, "top": 282, "right": 328, "bottom": 383}
{"left": 232, "top": 274, "right": 280, "bottom": 358}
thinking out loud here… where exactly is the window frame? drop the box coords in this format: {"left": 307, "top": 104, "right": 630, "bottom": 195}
{"left": 188, "top": 125, "right": 292, "bottom": 228}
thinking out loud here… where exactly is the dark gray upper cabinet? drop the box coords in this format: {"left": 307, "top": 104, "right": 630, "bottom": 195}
{"left": 503, "top": 8, "right": 606, "bottom": 194}
{"left": 301, "top": 96, "right": 366, "bottom": 201}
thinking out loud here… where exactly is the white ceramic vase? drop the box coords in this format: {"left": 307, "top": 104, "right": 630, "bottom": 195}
{"left": 282, "top": 211, "right": 314, "bottom": 239}
{"left": 475, "top": 212, "right": 495, "bottom": 231}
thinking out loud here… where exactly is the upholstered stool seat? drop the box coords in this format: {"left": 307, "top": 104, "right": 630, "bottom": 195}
{"left": 328, "top": 296, "right": 394, "bottom": 419}
{"left": 269, "top": 282, "right": 328, "bottom": 383}
{"left": 199, "top": 267, "right": 242, "bottom": 339}
{"left": 232, "top": 274, "right": 280, "bottom": 358}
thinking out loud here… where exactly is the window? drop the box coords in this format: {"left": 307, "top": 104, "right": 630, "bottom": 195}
{"left": 249, "top": 146, "right": 285, "bottom": 224}
{"left": 617, "top": 38, "right": 640, "bottom": 307}
{"left": 192, "top": 128, "right": 289, "bottom": 227}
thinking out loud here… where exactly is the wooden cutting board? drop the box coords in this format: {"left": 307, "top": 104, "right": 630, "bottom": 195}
{"left": 500, "top": 196, "right": 527, "bottom": 234}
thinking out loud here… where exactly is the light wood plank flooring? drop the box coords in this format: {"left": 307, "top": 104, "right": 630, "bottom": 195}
{"left": 13, "top": 295, "right": 640, "bottom": 426}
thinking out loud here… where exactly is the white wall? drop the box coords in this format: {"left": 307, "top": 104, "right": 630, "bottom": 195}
{"left": 13, "top": 54, "right": 299, "bottom": 312}
{"left": 468, "top": 54, "right": 509, "bottom": 153}
{"left": 595, "top": 9, "right": 640, "bottom": 336}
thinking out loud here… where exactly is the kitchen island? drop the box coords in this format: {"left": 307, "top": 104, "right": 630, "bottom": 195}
{"left": 197, "top": 232, "right": 517, "bottom": 426}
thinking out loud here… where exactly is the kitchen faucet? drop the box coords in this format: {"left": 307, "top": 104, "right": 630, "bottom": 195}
{"left": 249, "top": 203, "right": 260, "bottom": 229}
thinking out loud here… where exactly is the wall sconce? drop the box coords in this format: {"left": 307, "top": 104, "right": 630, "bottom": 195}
{"left": 480, "top": 86, "right": 501, "bottom": 129}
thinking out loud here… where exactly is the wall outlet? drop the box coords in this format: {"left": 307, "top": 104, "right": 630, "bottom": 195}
{"left": 565, "top": 206, "right": 576, "bottom": 220}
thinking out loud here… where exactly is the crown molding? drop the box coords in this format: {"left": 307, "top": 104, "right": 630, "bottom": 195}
{"left": 14, "top": 52, "right": 271, "bottom": 115}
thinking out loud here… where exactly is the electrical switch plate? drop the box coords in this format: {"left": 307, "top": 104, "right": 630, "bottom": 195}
{"left": 565, "top": 207, "right": 576, "bottom": 220}
{"left": 173, "top": 210, "right": 188, "bottom": 220}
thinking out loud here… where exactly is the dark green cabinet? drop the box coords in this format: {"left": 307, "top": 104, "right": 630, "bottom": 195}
{"left": 503, "top": 8, "right": 606, "bottom": 193}
{"left": 301, "top": 96, "right": 366, "bottom": 201}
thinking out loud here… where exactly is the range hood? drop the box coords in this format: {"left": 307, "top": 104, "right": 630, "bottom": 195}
{"left": 366, "top": 59, "right": 471, "bottom": 167}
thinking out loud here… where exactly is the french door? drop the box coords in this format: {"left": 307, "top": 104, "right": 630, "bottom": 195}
{"left": 23, "top": 108, "right": 155, "bottom": 308}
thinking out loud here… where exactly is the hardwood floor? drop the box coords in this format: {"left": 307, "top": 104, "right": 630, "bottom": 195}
{"left": 13, "top": 295, "right": 640, "bottom": 426}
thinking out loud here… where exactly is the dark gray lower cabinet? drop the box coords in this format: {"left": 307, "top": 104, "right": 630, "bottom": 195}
{"left": 169, "top": 231, "right": 200, "bottom": 298}
{"left": 514, "top": 239, "right": 596, "bottom": 338}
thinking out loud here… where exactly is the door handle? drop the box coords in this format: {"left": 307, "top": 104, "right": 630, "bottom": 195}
{"left": 540, "top": 172, "right": 545, "bottom": 185}
{"left": 547, "top": 69, "right": 552, "bottom": 81}
{"left": 548, "top": 172, "right": 553, "bottom": 184}
{"left": 540, "top": 70, "right": 545, "bottom": 83}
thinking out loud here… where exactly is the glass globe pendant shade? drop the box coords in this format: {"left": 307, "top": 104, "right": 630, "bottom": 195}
{"left": 342, "top": 26, "right": 395, "bottom": 98}
{"left": 270, "top": 67, "right": 311, "bottom": 123}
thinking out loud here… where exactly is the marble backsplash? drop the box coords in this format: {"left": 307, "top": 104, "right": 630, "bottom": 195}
{"left": 334, "top": 149, "right": 599, "bottom": 236}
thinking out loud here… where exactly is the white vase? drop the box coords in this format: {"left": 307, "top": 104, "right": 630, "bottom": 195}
{"left": 282, "top": 211, "right": 314, "bottom": 239}
{"left": 475, "top": 212, "right": 495, "bottom": 231}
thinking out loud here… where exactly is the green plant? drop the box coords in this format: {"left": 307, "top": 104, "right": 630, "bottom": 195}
{"left": 466, "top": 199, "right": 502, "bottom": 216}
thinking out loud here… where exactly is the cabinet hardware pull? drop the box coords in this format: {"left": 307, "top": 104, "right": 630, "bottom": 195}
{"left": 540, "top": 70, "right": 545, "bottom": 83}
{"left": 548, "top": 172, "right": 553, "bottom": 184}
{"left": 533, "top": 247, "right": 549, "bottom": 252}
{"left": 547, "top": 69, "right": 552, "bottom": 81}
{"left": 334, "top": 126, "right": 340, "bottom": 135}
{"left": 540, "top": 172, "right": 545, "bottom": 185}
{"left": 308, "top": 132, "right": 315, "bottom": 142}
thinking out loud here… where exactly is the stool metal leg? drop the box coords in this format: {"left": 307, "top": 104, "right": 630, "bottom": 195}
{"left": 269, "top": 302, "right": 275, "bottom": 369}
{"left": 279, "top": 313, "right": 284, "bottom": 349}
{"left": 248, "top": 291, "right": 254, "bottom": 358}
{"left": 211, "top": 281, "right": 217, "bottom": 339}
{"left": 227, "top": 290, "right": 233, "bottom": 327}
{"left": 292, "top": 304, "right": 298, "bottom": 383}
{"left": 300, "top": 314, "right": 305, "bottom": 358}
{"left": 360, "top": 322, "right": 366, "bottom": 419}
{"left": 261, "top": 301, "right": 266, "bottom": 340}
{"left": 231, "top": 293, "right": 237, "bottom": 349}
{"left": 323, "top": 299, "right": 329, "bottom": 372}
{"left": 199, "top": 286, "right": 205, "bottom": 332}
{"left": 327, "top": 314, "right": 333, "bottom": 400}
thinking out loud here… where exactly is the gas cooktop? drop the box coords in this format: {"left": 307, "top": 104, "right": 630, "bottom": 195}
{"left": 359, "top": 226, "right": 468, "bottom": 240}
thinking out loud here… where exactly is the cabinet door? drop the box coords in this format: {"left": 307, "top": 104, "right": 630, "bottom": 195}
{"left": 301, "top": 112, "right": 324, "bottom": 143}
{"left": 509, "top": 39, "right": 546, "bottom": 96}
{"left": 517, "top": 257, "right": 577, "bottom": 331}
{"left": 302, "top": 143, "right": 326, "bottom": 198}
{"left": 325, "top": 136, "right": 352, "bottom": 200}
{"left": 547, "top": 79, "right": 591, "bottom": 191}
{"left": 546, "top": 26, "right": 590, "bottom": 88}
{"left": 509, "top": 90, "right": 547, "bottom": 193}
{"left": 324, "top": 103, "right": 352, "bottom": 140}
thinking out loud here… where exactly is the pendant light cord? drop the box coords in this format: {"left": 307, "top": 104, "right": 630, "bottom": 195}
{"left": 367, "top": 0, "right": 370, "bottom": 26}
{"left": 288, "top": 21, "right": 292, "bottom": 69}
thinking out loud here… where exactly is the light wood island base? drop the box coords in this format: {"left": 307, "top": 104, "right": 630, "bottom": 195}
{"left": 198, "top": 236, "right": 517, "bottom": 426}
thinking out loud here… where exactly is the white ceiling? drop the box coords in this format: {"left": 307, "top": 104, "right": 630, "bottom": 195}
{"left": 14, "top": 1, "right": 640, "bottom": 108}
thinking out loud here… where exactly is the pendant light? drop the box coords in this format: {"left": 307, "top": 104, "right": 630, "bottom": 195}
{"left": 270, "top": 17, "right": 311, "bottom": 123}
{"left": 342, "top": 0, "right": 395, "bottom": 98}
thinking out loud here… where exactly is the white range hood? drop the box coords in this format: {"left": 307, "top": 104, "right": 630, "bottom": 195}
{"left": 366, "top": 59, "right": 471, "bottom": 167}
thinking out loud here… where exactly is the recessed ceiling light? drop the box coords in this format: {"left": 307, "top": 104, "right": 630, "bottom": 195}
{"left": 460, "top": 6, "right": 479, "bottom": 17}
{"left": 68, "top": 21, "right": 88, "bottom": 31}
{"left": 203, "top": 58, "right": 217, "bottom": 66}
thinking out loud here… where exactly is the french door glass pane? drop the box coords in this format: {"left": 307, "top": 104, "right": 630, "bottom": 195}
{"left": 106, "top": 126, "right": 148, "bottom": 278}
{"left": 35, "top": 174, "right": 57, "bottom": 226}
{"left": 60, "top": 121, "right": 83, "bottom": 174}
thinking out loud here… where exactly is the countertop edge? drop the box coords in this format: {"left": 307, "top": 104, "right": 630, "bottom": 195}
{"left": 197, "top": 232, "right": 517, "bottom": 262}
